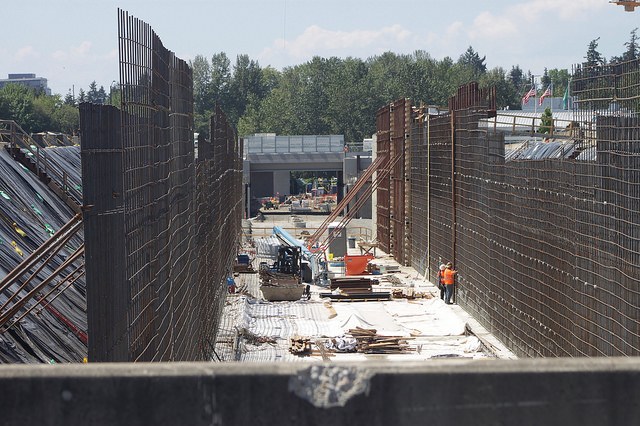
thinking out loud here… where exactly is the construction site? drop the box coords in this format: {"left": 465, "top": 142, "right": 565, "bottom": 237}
{"left": 1, "top": 9, "right": 640, "bottom": 426}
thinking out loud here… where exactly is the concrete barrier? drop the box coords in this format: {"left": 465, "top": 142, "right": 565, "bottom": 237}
{"left": 0, "top": 358, "right": 639, "bottom": 425}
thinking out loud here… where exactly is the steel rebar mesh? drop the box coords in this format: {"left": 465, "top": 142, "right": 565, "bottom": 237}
{"left": 388, "top": 68, "right": 640, "bottom": 357}
{"left": 80, "top": 10, "right": 242, "bottom": 362}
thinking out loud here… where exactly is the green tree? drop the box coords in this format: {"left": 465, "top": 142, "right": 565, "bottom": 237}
{"left": 228, "top": 54, "right": 266, "bottom": 124}
{"left": 612, "top": 28, "right": 639, "bottom": 63}
{"left": 52, "top": 103, "right": 79, "bottom": 134}
{"left": 547, "top": 68, "right": 570, "bottom": 99}
{"left": 585, "top": 37, "right": 605, "bottom": 66}
{"left": 191, "top": 52, "right": 232, "bottom": 136}
{"left": 538, "top": 107, "right": 553, "bottom": 134}
{"left": 366, "top": 51, "right": 416, "bottom": 109}
{"left": 63, "top": 90, "right": 76, "bottom": 106}
{"left": 108, "top": 84, "right": 121, "bottom": 107}
{"left": 86, "top": 81, "right": 101, "bottom": 103}
{"left": 457, "top": 46, "right": 487, "bottom": 79}
{"left": 509, "top": 65, "right": 525, "bottom": 90}
{"left": 0, "top": 84, "right": 37, "bottom": 131}
{"left": 623, "top": 28, "right": 639, "bottom": 61}
{"left": 237, "top": 66, "right": 282, "bottom": 135}
{"left": 237, "top": 93, "right": 267, "bottom": 136}
{"left": 480, "top": 67, "right": 518, "bottom": 110}
{"left": 541, "top": 68, "right": 551, "bottom": 88}
{"left": 326, "top": 57, "right": 375, "bottom": 142}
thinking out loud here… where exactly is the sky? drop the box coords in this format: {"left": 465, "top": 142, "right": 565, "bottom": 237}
{"left": 3, "top": 0, "right": 639, "bottom": 96}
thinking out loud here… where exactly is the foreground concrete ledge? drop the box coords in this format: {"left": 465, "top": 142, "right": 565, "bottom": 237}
{"left": 1, "top": 358, "right": 639, "bottom": 425}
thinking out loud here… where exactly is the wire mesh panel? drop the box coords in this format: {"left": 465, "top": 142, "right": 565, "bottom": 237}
{"left": 376, "top": 105, "right": 391, "bottom": 254}
{"left": 426, "top": 115, "right": 454, "bottom": 279}
{"left": 395, "top": 68, "right": 640, "bottom": 357}
{"left": 81, "top": 10, "right": 242, "bottom": 362}
{"left": 195, "top": 106, "right": 243, "bottom": 353}
{"left": 376, "top": 99, "right": 412, "bottom": 264}
{"left": 410, "top": 118, "right": 428, "bottom": 275}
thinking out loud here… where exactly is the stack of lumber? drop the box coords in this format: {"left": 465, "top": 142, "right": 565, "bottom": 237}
{"left": 321, "top": 276, "right": 389, "bottom": 301}
{"left": 319, "top": 291, "right": 391, "bottom": 302}
{"left": 329, "top": 277, "right": 377, "bottom": 294}
{"left": 289, "top": 336, "right": 312, "bottom": 355}
{"left": 347, "top": 327, "right": 413, "bottom": 354}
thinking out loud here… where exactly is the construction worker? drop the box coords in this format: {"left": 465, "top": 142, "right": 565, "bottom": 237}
{"left": 443, "top": 262, "right": 457, "bottom": 305}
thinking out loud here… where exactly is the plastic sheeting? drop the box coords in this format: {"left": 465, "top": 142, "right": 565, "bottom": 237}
{"left": 42, "top": 145, "right": 82, "bottom": 197}
{"left": 0, "top": 146, "right": 86, "bottom": 363}
{"left": 226, "top": 294, "right": 487, "bottom": 363}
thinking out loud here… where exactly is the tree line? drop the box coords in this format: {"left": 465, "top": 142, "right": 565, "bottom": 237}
{"left": 1, "top": 29, "right": 637, "bottom": 140}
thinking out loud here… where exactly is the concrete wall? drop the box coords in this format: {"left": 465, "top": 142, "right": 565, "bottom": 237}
{"left": 1, "top": 358, "right": 639, "bottom": 425}
{"left": 273, "top": 170, "right": 290, "bottom": 197}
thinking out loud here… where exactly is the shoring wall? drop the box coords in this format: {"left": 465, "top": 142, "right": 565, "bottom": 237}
{"left": 383, "top": 73, "right": 640, "bottom": 357}
{"left": 80, "top": 11, "right": 242, "bottom": 362}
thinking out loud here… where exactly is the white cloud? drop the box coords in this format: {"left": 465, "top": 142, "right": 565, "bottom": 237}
{"left": 14, "top": 46, "right": 39, "bottom": 61}
{"left": 73, "top": 41, "right": 92, "bottom": 56}
{"left": 51, "top": 41, "right": 93, "bottom": 62}
{"left": 259, "top": 24, "right": 413, "bottom": 65}
{"left": 468, "top": 11, "right": 518, "bottom": 41}
{"left": 42, "top": 42, "right": 119, "bottom": 94}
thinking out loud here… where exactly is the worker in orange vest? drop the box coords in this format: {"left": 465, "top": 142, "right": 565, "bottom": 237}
{"left": 443, "top": 262, "right": 457, "bottom": 305}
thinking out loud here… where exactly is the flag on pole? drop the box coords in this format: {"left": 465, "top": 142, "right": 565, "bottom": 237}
{"left": 539, "top": 84, "right": 552, "bottom": 106}
{"left": 562, "top": 83, "right": 570, "bottom": 110}
{"left": 522, "top": 86, "right": 536, "bottom": 105}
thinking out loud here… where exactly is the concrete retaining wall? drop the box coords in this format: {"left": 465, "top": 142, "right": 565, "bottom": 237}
{"left": 1, "top": 358, "right": 639, "bottom": 425}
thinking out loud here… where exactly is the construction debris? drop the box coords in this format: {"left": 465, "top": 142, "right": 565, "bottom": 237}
{"left": 347, "top": 327, "right": 414, "bottom": 354}
{"left": 289, "top": 336, "right": 313, "bottom": 355}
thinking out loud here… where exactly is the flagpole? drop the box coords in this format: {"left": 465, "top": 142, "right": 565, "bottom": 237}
{"left": 533, "top": 76, "right": 537, "bottom": 115}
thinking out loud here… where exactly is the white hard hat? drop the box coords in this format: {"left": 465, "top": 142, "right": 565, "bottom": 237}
{"left": 439, "top": 264, "right": 446, "bottom": 270}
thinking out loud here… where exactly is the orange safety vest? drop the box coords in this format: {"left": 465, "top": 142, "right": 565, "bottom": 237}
{"left": 442, "top": 268, "right": 456, "bottom": 285}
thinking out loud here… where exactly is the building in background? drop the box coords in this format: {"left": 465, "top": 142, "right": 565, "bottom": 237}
{"left": 0, "top": 73, "right": 51, "bottom": 95}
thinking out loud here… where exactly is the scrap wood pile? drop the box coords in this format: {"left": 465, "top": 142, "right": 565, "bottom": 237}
{"left": 347, "top": 327, "right": 414, "bottom": 354}
{"left": 391, "top": 288, "right": 432, "bottom": 300}
{"left": 289, "top": 327, "right": 414, "bottom": 357}
{"left": 289, "top": 336, "right": 334, "bottom": 359}
{"left": 289, "top": 336, "right": 312, "bottom": 355}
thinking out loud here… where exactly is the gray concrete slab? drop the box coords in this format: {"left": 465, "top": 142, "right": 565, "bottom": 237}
{"left": 1, "top": 358, "right": 639, "bottom": 425}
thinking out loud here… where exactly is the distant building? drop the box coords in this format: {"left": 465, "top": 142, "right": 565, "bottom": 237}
{"left": 0, "top": 73, "right": 51, "bottom": 95}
